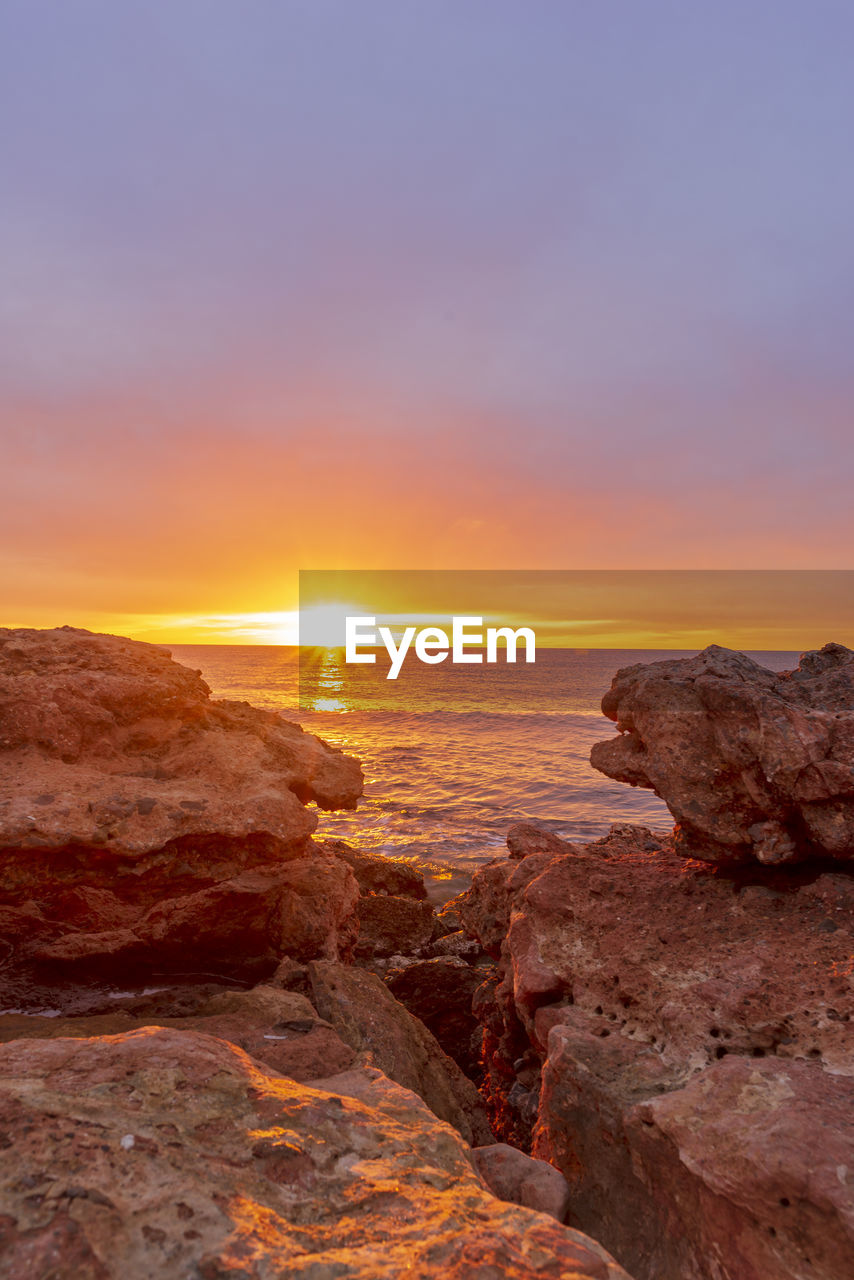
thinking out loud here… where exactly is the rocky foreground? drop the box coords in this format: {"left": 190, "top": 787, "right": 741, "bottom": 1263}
{"left": 0, "top": 628, "right": 630, "bottom": 1279}
{"left": 2, "top": 630, "right": 853, "bottom": 1280}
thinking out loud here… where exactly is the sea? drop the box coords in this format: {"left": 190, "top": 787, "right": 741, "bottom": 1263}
{"left": 170, "top": 646, "right": 799, "bottom": 903}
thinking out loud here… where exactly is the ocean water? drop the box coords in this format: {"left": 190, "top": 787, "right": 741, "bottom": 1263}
{"left": 170, "top": 646, "right": 799, "bottom": 901}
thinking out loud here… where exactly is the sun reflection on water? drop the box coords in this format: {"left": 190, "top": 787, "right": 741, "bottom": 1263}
{"left": 302, "top": 647, "right": 348, "bottom": 714}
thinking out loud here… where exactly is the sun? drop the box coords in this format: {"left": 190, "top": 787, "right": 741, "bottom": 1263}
{"left": 299, "top": 601, "right": 365, "bottom": 650}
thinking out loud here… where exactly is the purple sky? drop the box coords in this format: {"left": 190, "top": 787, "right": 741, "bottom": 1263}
{"left": 1, "top": 2, "right": 853, "bottom": 635}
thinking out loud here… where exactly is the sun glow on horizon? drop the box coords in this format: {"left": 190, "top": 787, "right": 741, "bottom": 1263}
{"left": 4, "top": 570, "right": 854, "bottom": 652}
{"left": 85, "top": 611, "right": 303, "bottom": 645}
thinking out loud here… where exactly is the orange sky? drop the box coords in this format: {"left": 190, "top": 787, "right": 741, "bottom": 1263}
{"left": 3, "top": 396, "right": 853, "bottom": 647}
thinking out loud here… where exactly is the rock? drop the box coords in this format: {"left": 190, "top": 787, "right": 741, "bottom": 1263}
{"left": 470, "top": 1143, "right": 571, "bottom": 1222}
{"left": 354, "top": 893, "right": 435, "bottom": 958}
{"left": 0, "top": 627, "right": 364, "bottom": 997}
{"left": 629, "top": 1057, "right": 854, "bottom": 1280}
{"left": 458, "top": 859, "right": 516, "bottom": 958}
{"left": 458, "top": 827, "right": 580, "bottom": 960}
{"left": 429, "top": 929, "right": 483, "bottom": 960}
{"left": 432, "top": 895, "right": 464, "bottom": 938}
{"left": 269, "top": 955, "right": 312, "bottom": 997}
{"left": 506, "top": 822, "right": 575, "bottom": 860}
{"left": 537, "top": 1024, "right": 854, "bottom": 1280}
{"left": 306, "top": 959, "right": 493, "bottom": 1146}
{"left": 0, "top": 1027, "right": 635, "bottom": 1279}
{"left": 460, "top": 824, "right": 854, "bottom": 1280}
{"left": 495, "top": 824, "right": 854, "bottom": 1066}
{"left": 137, "top": 854, "right": 360, "bottom": 966}
{"left": 590, "top": 642, "right": 854, "bottom": 865}
{"left": 387, "top": 955, "right": 484, "bottom": 1077}
{"left": 0, "top": 626, "right": 362, "bottom": 851}
{"left": 0, "top": 984, "right": 357, "bottom": 1083}
{"left": 319, "top": 838, "right": 427, "bottom": 898}
{"left": 0, "top": 967, "right": 490, "bottom": 1153}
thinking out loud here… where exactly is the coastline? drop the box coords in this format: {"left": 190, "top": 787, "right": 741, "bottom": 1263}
{"left": 0, "top": 626, "right": 852, "bottom": 1279}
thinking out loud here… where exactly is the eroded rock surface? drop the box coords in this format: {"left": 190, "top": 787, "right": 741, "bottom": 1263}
{"left": 459, "top": 823, "right": 854, "bottom": 1280}
{"left": 0, "top": 1027, "right": 634, "bottom": 1279}
{"left": 318, "top": 838, "right": 427, "bottom": 898}
{"left": 591, "top": 642, "right": 854, "bottom": 865}
{"left": 0, "top": 627, "right": 363, "bottom": 994}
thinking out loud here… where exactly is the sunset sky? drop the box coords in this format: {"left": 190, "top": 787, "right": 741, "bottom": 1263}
{"left": 2, "top": 2, "right": 853, "bottom": 643}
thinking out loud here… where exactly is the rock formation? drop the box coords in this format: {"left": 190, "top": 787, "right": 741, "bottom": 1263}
{"left": 470, "top": 1143, "right": 571, "bottom": 1223}
{"left": 591, "top": 642, "right": 854, "bottom": 865}
{"left": 0, "top": 1026, "right": 633, "bottom": 1279}
{"left": 0, "top": 971, "right": 491, "bottom": 1146}
{"left": 0, "top": 626, "right": 363, "bottom": 996}
{"left": 459, "top": 822, "right": 854, "bottom": 1275}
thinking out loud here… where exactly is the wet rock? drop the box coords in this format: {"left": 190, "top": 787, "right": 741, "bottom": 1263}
{"left": 319, "top": 838, "right": 427, "bottom": 898}
{"left": 470, "top": 1143, "right": 571, "bottom": 1222}
{"left": 387, "top": 955, "right": 484, "bottom": 1077}
{"left": 0, "top": 627, "right": 364, "bottom": 996}
{"left": 429, "top": 929, "right": 483, "bottom": 960}
{"left": 506, "top": 822, "right": 575, "bottom": 860}
{"left": 0, "top": 1027, "right": 635, "bottom": 1279}
{"left": 591, "top": 642, "right": 854, "bottom": 865}
{"left": 432, "top": 895, "right": 464, "bottom": 938}
{"left": 354, "top": 893, "right": 435, "bottom": 958}
{"left": 306, "top": 959, "right": 493, "bottom": 1145}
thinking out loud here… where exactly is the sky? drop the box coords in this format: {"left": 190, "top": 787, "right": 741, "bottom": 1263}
{"left": 2, "top": 1, "right": 853, "bottom": 642}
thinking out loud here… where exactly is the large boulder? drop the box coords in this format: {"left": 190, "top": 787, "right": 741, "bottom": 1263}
{"left": 0, "top": 1026, "right": 635, "bottom": 1279}
{"left": 459, "top": 823, "right": 854, "bottom": 1280}
{"left": 0, "top": 626, "right": 362, "bottom": 849}
{"left": 0, "top": 627, "right": 364, "bottom": 996}
{"left": 590, "top": 642, "right": 854, "bottom": 865}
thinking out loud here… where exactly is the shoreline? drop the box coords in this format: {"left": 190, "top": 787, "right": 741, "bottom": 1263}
{"left": 0, "top": 627, "right": 852, "bottom": 1279}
